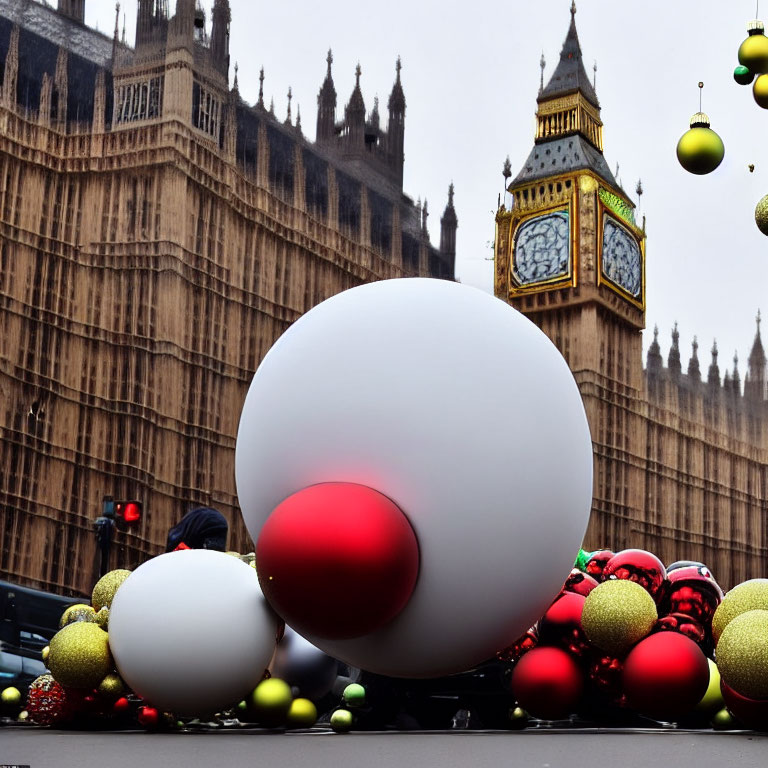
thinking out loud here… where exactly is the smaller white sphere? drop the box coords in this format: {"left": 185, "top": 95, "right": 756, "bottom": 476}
{"left": 109, "top": 550, "right": 277, "bottom": 715}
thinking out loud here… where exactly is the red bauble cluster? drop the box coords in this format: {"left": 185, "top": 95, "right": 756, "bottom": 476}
{"left": 506, "top": 548, "right": 722, "bottom": 724}
{"left": 26, "top": 675, "right": 75, "bottom": 726}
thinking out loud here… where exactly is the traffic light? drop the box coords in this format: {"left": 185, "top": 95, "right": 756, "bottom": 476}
{"left": 114, "top": 501, "right": 142, "bottom": 526}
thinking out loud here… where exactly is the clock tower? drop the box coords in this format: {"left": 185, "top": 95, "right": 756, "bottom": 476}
{"left": 495, "top": 3, "right": 647, "bottom": 551}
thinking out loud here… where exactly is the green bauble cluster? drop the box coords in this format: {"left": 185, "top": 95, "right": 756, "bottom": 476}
{"left": 676, "top": 114, "right": 725, "bottom": 176}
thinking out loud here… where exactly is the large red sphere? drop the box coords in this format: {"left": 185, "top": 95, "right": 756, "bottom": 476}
{"left": 510, "top": 647, "right": 584, "bottom": 720}
{"left": 256, "top": 483, "right": 420, "bottom": 640}
{"left": 721, "top": 682, "right": 768, "bottom": 730}
{"left": 623, "top": 632, "right": 709, "bottom": 721}
{"left": 603, "top": 549, "right": 666, "bottom": 600}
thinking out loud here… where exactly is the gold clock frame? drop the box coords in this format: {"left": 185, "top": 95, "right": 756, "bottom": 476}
{"left": 597, "top": 204, "right": 646, "bottom": 311}
{"left": 508, "top": 196, "right": 578, "bottom": 297}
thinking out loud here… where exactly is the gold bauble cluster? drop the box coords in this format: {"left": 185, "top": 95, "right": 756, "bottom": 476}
{"left": 47, "top": 622, "right": 112, "bottom": 689}
{"left": 92, "top": 569, "right": 131, "bottom": 611}
{"left": 711, "top": 578, "right": 768, "bottom": 642}
{"left": 716, "top": 609, "right": 768, "bottom": 699}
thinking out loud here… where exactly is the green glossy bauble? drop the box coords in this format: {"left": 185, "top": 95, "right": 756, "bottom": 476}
{"left": 735, "top": 64, "right": 754, "bottom": 85}
{"left": 92, "top": 569, "right": 131, "bottom": 611}
{"left": 1, "top": 686, "right": 23, "bottom": 715}
{"left": 59, "top": 604, "right": 97, "bottom": 628}
{"left": 755, "top": 194, "right": 768, "bottom": 235}
{"left": 754, "top": 74, "right": 768, "bottom": 108}
{"left": 581, "top": 579, "right": 657, "bottom": 655}
{"left": 712, "top": 579, "right": 768, "bottom": 642}
{"left": 694, "top": 659, "right": 725, "bottom": 716}
{"left": 711, "top": 707, "right": 737, "bottom": 730}
{"left": 342, "top": 683, "right": 366, "bottom": 708}
{"left": 676, "top": 126, "right": 725, "bottom": 175}
{"left": 739, "top": 32, "right": 768, "bottom": 75}
{"left": 248, "top": 678, "right": 293, "bottom": 727}
{"left": 716, "top": 609, "right": 768, "bottom": 699}
{"left": 286, "top": 697, "right": 317, "bottom": 728}
{"left": 48, "top": 622, "right": 112, "bottom": 689}
{"left": 330, "top": 708, "right": 354, "bottom": 732}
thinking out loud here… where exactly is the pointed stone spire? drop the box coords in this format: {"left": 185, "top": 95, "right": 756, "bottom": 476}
{"left": 211, "top": 0, "right": 231, "bottom": 76}
{"left": 257, "top": 67, "right": 265, "bottom": 109}
{"left": 539, "top": 51, "right": 546, "bottom": 94}
{"left": 233, "top": 62, "right": 239, "bottom": 93}
{"left": 646, "top": 325, "right": 663, "bottom": 375}
{"left": 370, "top": 95, "right": 380, "bottom": 131}
{"left": 422, "top": 198, "right": 429, "bottom": 233}
{"left": 668, "top": 323, "right": 681, "bottom": 377}
{"left": 440, "top": 183, "right": 458, "bottom": 263}
{"left": 688, "top": 337, "right": 701, "bottom": 382}
{"left": 708, "top": 340, "right": 720, "bottom": 387}
{"left": 285, "top": 86, "right": 292, "bottom": 126}
{"left": 269, "top": 96, "right": 275, "bottom": 115}
{"left": 296, "top": 105, "right": 302, "bottom": 134}
{"left": 732, "top": 352, "right": 741, "bottom": 396}
{"left": 317, "top": 48, "right": 337, "bottom": 143}
{"left": 3, "top": 25, "right": 18, "bottom": 108}
{"left": 724, "top": 370, "right": 732, "bottom": 395}
{"left": 345, "top": 63, "right": 366, "bottom": 148}
{"left": 539, "top": 1, "right": 599, "bottom": 108}
{"left": 388, "top": 56, "right": 406, "bottom": 113}
{"left": 387, "top": 57, "right": 406, "bottom": 187}
{"left": 746, "top": 309, "right": 766, "bottom": 401}
{"left": 347, "top": 63, "right": 365, "bottom": 116}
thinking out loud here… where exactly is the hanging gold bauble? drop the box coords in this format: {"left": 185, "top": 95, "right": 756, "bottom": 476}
{"left": 59, "top": 604, "right": 97, "bottom": 628}
{"left": 754, "top": 73, "right": 768, "bottom": 108}
{"left": 712, "top": 578, "right": 768, "bottom": 642}
{"left": 739, "top": 21, "right": 768, "bottom": 75}
{"left": 47, "top": 622, "right": 112, "bottom": 689}
{"left": 92, "top": 569, "right": 131, "bottom": 611}
{"left": 676, "top": 113, "right": 725, "bottom": 175}
{"left": 581, "top": 579, "right": 657, "bottom": 655}
{"left": 716, "top": 609, "right": 768, "bottom": 699}
{"left": 755, "top": 194, "right": 768, "bottom": 235}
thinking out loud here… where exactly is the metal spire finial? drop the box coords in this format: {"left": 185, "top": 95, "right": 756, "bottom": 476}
{"left": 327, "top": 48, "right": 333, "bottom": 75}
{"left": 258, "top": 66, "right": 264, "bottom": 108}
{"left": 286, "top": 86, "right": 292, "bottom": 125}
{"left": 571, "top": 0, "right": 576, "bottom": 16}
{"left": 233, "top": 62, "right": 239, "bottom": 91}
{"left": 396, "top": 56, "right": 402, "bottom": 79}
{"left": 539, "top": 51, "right": 546, "bottom": 92}
{"left": 355, "top": 63, "right": 362, "bottom": 87}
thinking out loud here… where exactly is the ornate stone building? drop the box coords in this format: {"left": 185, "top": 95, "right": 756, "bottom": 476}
{"left": 495, "top": 5, "right": 767, "bottom": 589}
{"left": 0, "top": 0, "right": 457, "bottom": 595}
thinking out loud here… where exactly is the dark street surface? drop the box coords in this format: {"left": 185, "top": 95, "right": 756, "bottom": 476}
{"left": 3, "top": 728, "right": 768, "bottom": 768}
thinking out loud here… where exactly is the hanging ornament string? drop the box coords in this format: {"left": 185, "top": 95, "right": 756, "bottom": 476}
{"left": 699, "top": 81, "right": 704, "bottom": 113}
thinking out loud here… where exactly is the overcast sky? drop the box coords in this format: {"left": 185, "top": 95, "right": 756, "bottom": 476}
{"left": 86, "top": 0, "right": 768, "bottom": 381}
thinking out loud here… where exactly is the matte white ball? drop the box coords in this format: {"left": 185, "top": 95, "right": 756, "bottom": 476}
{"left": 108, "top": 550, "right": 278, "bottom": 715}
{"left": 236, "top": 278, "right": 593, "bottom": 677}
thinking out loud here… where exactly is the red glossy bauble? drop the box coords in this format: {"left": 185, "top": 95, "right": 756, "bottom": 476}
{"left": 137, "top": 705, "right": 161, "bottom": 729}
{"left": 623, "top": 632, "right": 709, "bottom": 721}
{"left": 584, "top": 550, "right": 614, "bottom": 580}
{"left": 588, "top": 653, "right": 625, "bottom": 702}
{"left": 603, "top": 549, "right": 666, "bottom": 600}
{"left": 496, "top": 627, "right": 538, "bottom": 663}
{"left": 721, "top": 682, "right": 768, "bottom": 730}
{"left": 256, "top": 482, "right": 420, "bottom": 640}
{"left": 113, "top": 696, "right": 131, "bottom": 716}
{"left": 510, "top": 647, "right": 584, "bottom": 720}
{"left": 539, "top": 592, "right": 587, "bottom": 656}
{"left": 653, "top": 612, "right": 711, "bottom": 656}
{"left": 662, "top": 563, "right": 723, "bottom": 625}
{"left": 562, "top": 569, "right": 599, "bottom": 597}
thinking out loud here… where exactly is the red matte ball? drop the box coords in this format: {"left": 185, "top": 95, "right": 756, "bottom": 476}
{"left": 721, "top": 682, "right": 768, "bottom": 730}
{"left": 603, "top": 549, "right": 666, "bottom": 600}
{"left": 623, "top": 632, "right": 709, "bottom": 721}
{"left": 256, "top": 483, "right": 420, "bottom": 640}
{"left": 510, "top": 647, "right": 584, "bottom": 720}
{"left": 113, "top": 696, "right": 131, "bottom": 716}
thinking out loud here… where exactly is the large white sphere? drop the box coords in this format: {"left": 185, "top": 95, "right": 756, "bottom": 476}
{"left": 108, "top": 550, "right": 278, "bottom": 715}
{"left": 236, "top": 278, "right": 593, "bottom": 677}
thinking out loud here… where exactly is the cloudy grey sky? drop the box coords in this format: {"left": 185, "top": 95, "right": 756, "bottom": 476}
{"left": 87, "top": 0, "right": 768, "bottom": 379}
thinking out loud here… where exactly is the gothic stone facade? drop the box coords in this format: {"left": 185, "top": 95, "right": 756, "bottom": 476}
{"left": 495, "top": 9, "right": 767, "bottom": 590}
{"left": 0, "top": 0, "right": 457, "bottom": 595}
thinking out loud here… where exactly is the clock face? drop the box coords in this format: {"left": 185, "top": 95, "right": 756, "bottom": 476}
{"left": 601, "top": 216, "right": 642, "bottom": 299}
{"left": 512, "top": 210, "right": 570, "bottom": 287}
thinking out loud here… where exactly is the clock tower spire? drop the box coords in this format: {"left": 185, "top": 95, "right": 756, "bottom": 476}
{"left": 494, "top": 6, "right": 646, "bottom": 390}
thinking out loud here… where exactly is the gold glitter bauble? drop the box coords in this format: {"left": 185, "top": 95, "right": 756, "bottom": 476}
{"left": 754, "top": 74, "right": 768, "bottom": 109}
{"left": 41, "top": 645, "right": 50, "bottom": 664}
{"left": 97, "top": 673, "right": 125, "bottom": 699}
{"left": 48, "top": 622, "right": 112, "bottom": 689}
{"left": 716, "top": 609, "right": 768, "bottom": 699}
{"left": 581, "top": 579, "right": 657, "bottom": 654}
{"left": 755, "top": 194, "right": 768, "bottom": 236}
{"left": 95, "top": 606, "right": 110, "bottom": 630}
{"left": 711, "top": 579, "right": 768, "bottom": 643}
{"left": 92, "top": 569, "right": 131, "bottom": 611}
{"left": 286, "top": 697, "right": 317, "bottom": 728}
{"left": 59, "top": 604, "right": 97, "bottom": 628}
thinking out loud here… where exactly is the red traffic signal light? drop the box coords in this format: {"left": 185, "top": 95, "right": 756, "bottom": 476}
{"left": 115, "top": 501, "right": 142, "bottom": 526}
